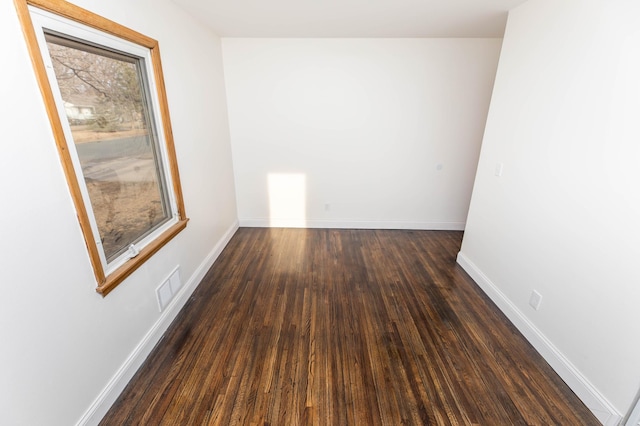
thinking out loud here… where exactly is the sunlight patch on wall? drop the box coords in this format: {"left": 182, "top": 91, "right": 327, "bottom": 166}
{"left": 268, "top": 173, "right": 307, "bottom": 227}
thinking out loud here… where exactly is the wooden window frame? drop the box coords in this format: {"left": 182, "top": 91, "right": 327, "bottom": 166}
{"left": 14, "top": 0, "right": 188, "bottom": 296}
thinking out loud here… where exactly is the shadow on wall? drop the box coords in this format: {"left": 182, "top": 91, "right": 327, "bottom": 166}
{"left": 268, "top": 173, "right": 307, "bottom": 227}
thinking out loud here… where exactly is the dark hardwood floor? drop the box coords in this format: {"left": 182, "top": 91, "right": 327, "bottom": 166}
{"left": 101, "top": 228, "right": 598, "bottom": 425}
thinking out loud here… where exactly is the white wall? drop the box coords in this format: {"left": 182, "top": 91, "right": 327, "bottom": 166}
{"left": 459, "top": 0, "right": 640, "bottom": 423}
{"left": 0, "top": 0, "right": 237, "bottom": 424}
{"left": 222, "top": 38, "right": 501, "bottom": 229}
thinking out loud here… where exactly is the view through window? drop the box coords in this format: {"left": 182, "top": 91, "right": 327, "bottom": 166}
{"left": 45, "top": 34, "right": 171, "bottom": 262}
{"left": 17, "top": 0, "right": 188, "bottom": 295}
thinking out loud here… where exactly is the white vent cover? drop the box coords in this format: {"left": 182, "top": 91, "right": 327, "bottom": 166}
{"left": 156, "top": 267, "right": 182, "bottom": 311}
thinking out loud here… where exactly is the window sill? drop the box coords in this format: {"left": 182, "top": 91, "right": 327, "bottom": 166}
{"left": 96, "top": 218, "right": 189, "bottom": 296}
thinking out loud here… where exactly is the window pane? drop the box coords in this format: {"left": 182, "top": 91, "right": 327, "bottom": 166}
{"left": 45, "top": 34, "right": 171, "bottom": 262}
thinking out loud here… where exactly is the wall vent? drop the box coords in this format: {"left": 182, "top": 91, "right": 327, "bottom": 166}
{"left": 156, "top": 267, "right": 182, "bottom": 311}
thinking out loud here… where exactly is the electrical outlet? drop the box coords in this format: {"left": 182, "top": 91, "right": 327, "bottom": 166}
{"left": 529, "top": 290, "right": 542, "bottom": 311}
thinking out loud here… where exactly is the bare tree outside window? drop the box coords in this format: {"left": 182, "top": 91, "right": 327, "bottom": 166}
{"left": 46, "top": 34, "right": 171, "bottom": 262}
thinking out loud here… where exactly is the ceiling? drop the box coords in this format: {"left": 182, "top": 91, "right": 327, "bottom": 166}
{"left": 172, "top": 0, "right": 528, "bottom": 38}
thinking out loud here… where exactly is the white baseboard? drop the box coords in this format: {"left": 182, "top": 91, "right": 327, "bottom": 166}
{"left": 624, "top": 397, "right": 640, "bottom": 426}
{"left": 456, "top": 251, "right": 622, "bottom": 426}
{"left": 239, "top": 218, "right": 465, "bottom": 231}
{"left": 77, "top": 220, "right": 239, "bottom": 426}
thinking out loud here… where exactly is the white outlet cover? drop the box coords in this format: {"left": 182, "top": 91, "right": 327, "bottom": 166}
{"left": 529, "top": 290, "right": 542, "bottom": 310}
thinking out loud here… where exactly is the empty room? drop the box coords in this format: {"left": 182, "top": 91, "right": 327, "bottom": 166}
{"left": 2, "top": 0, "right": 639, "bottom": 424}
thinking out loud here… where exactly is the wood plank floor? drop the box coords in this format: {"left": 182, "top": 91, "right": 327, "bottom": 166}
{"left": 101, "top": 228, "right": 599, "bottom": 425}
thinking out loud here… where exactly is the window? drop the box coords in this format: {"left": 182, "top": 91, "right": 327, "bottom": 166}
{"left": 16, "top": 0, "right": 188, "bottom": 295}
